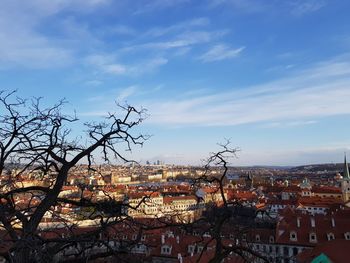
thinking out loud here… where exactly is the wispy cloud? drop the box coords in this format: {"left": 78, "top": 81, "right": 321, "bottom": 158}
{"left": 82, "top": 54, "right": 350, "bottom": 124}
{"left": 199, "top": 44, "right": 245, "bottom": 62}
{"left": 84, "top": 80, "right": 103, "bottom": 87}
{"left": 262, "top": 120, "right": 317, "bottom": 128}
{"left": 127, "top": 30, "right": 229, "bottom": 52}
{"left": 289, "top": 0, "right": 326, "bottom": 16}
{"left": 208, "top": 0, "right": 267, "bottom": 13}
{"left": 133, "top": 0, "right": 190, "bottom": 15}
{"left": 103, "top": 64, "right": 127, "bottom": 75}
{"left": 108, "top": 25, "right": 137, "bottom": 36}
{"left": 238, "top": 145, "right": 350, "bottom": 166}
{"left": 85, "top": 54, "right": 168, "bottom": 76}
{"left": 140, "top": 55, "right": 350, "bottom": 126}
{"left": 209, "top": 0, "right": 326, "bottom": 16}
{"left": 84, "top": 85, "right": 139, "bottom": 105}
{"left": 0, "top": 0, "right": 110, "bottom": 69}
{"left": 117, "top": 86, "right": 138, "bottom": 101}
{"left": 144, "top": 17, "right": 210, "bottom": 37}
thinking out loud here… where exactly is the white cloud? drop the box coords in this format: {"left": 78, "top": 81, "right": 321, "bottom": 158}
{"left": 85, "top": 54, "right": 168, "bottom": 76}
{"left": 20, "top": 0, "right": 110, "bottom": 16}
{"left": 124, "top": 30, "right": 229, "bottom": 53}
{"left": 144, "top": 17, "right": 210, "bottom": 37}
{"left": 141, "top": 55, "right": 350, "bottom": 126}
{"left": 199, "top": 44, "right": 245, "bottom": 62}
{"left": 289, "top": 0, "right": 326, "bottom": 16}
{"left": 142, "top": 58, "right": 168, "bottom": 71}
{"left": 84, "top": 80, "right": 103, "bottom": 86}
{"left": 237, "top": 146, "right": 350, "bottom": 166}
{"left": 209, "top": 0, "right": 326, "bottom": 16}
{"left": 104, "top": 64, "right": 128, "bottom": 75}
{"left": 108, "top": 25, "right": 137, "bottom": 36}
{"left": 117, "top": 86, "right": 138, "bottom": 101}
{"left": 208, "top": 0, "right": 267, "bottom": 13}
{"left": 133, "top": 0, "right": 190, "bottom": 15}
{"left": 262, "top": 120, "right": 317, "bottom": 128}
{"left": 0, "top": 0, "right": 110, "bottom": 69}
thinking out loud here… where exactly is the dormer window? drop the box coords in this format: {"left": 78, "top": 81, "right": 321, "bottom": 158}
{"left": 309, "top": 233, "right": 317, "bottom": 243}
{"left": 327, "top": 233, "right": 335, "bottom": 241}
{"left": 290, "top": 231, "right": 297, "bottom": 241}
{"left": 141, "top": 235, "right": 146, "bottom": 241}
{"left": 203, "top": 232, "right": 211, "bottom": 237}
{"left": 310, "top": 217, "right": 316, "bottom": 227}
{"left": 197, "top": 246, "right": 204, "bottom": 253}
{"left": 344, "top": 232, "right": 350, "bottom": 240}
{"left": 161, "top": 245, "right": 172, "bottom": 255}
{"left": 269, "top": 236, "right": 274, "bottom": 243}
{"left": 132, "top": 234, "right": 137, "bottom": 240}
{"left": 188, "top": 245, "right": 195, "bottom": 254}
{"left": 256, "top": 234, "right": 260, "bottom": 242}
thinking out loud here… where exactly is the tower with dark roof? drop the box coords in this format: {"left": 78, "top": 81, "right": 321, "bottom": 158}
{"left": 343, "top": 154, "right": 350, "bottom": 179}
{"left": 245, "top": 171, "right": 254, "bottom": 190}
{"left": 341, "top": 153, "right": 350, "bottom": 203}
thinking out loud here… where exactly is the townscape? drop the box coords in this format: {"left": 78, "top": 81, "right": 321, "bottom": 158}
{"left": 1, "top": 156, "right": 350, "bottom": 262}
{"left": 1, "top": 1, "right": 350, "bottom": 263}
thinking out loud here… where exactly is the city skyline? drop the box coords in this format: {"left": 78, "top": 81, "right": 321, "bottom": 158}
{"left": 1, "top": 0, "right": 350, "bottom": 165}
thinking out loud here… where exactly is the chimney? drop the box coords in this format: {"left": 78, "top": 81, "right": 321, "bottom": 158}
{"left": 297, "top": 217, "right": 301, "bottom": 228}
{"left": 178, "top": 253, "right": 183, "bottom": 263}
{"left": 161, "top": 234, "right": 165, "bottom": 244}
{"left": 176, "top": 235, "right": 180, "bottom": 244}
{"left": 331, "top": 217, "right": 336, "bottom": 227}
{"left": 310, "top": 217, "right": 315, "bottom": 228}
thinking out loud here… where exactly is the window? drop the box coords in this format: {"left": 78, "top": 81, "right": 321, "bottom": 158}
{"left": 309, "top": 233, "right": 317, "bottom": 243}
{"left": 290, "top": 231, "right": 297, "bottom": 241}
{"left": 141, "top": 235, "right": 146, "bottom": 241}
{"left": 188, "top": 245, "right": 195, "bottom": 254}
{"left": 293, "top": 247, "right": 298, "bottom": 256}
{"left": 269, "top": 236, "right": 274, "bottom": 243}
{"left": 203, "top": 232, "right": 210, "bottom": 237}
{"left": 344, "top": 232, "right": 350, "bottom": 240}
{"left": 256, "top": 234, "right": 260, "bottom": 242}
{"left": 161, "top": 245, "right": 171, "bottom": 255}
{"left": 327, "top": 233, "right": 335, "bottom": 241}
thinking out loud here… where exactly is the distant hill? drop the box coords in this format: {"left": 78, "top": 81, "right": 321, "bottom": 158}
{"left": 289, "top": 163, "right": 343, "bottom": 173}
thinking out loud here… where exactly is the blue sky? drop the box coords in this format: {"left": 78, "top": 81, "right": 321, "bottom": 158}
{"left": 1, "top": 0, "right": 350, "bottom": 166}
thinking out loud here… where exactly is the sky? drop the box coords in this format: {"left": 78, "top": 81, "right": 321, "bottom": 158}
{"left": 1, "top": 0, "right": 350, "bottom": 166}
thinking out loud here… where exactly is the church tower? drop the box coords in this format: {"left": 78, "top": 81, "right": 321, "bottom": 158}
{"left": 300, "top": 177, "right": 312, "bottom": 197}
{"left": 341, "top": 153, "right": 350, "bottom": 202}
{"left": 245, "top": 171, "right": 254, "bottom": 190}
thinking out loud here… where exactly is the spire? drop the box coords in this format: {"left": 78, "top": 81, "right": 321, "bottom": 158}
{"left": 344, "top": 153, "right": 350, "bottom": 179}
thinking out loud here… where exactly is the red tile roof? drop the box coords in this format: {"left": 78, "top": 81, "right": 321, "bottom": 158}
{"left": 297, "top": 239, "right": 350, "bottom": 263}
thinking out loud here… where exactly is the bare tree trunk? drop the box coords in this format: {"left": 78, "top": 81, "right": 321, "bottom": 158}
{"left": 12, "top": 245, "right": 32, "bottom": 263}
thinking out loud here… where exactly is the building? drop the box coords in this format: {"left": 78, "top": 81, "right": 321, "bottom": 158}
{"left": 341, "top": 154, "right": 350, "bottom": 203}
